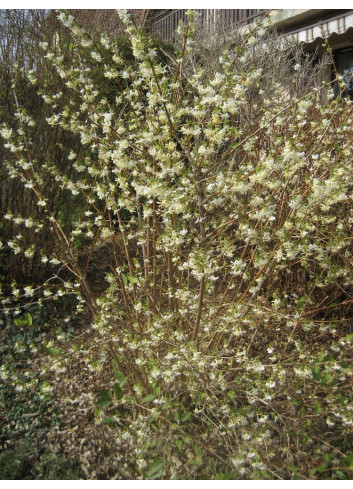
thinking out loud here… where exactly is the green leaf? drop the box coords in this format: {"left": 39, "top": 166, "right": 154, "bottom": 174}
{"left": 311, "top": 366, "right": 321, "bottom": 381}
{"left": 146, "top": 458, "right": 166, "bottom": 479}
{"left": 14, "top": 318, "right": 27, "bottom": 327}
{"left": 340, "top": 361, "right": 349, "bottom": 369}
{"left": 226, "top": 390, "right": 235, "bottom": 401}
{"left": 180, "top": 411, "right": 192, "bottom": 422}
{"left": 344, "top": 454, "right": 353, "bottom": 469}
{"left": 121, "top": 274, "right": 128, "bottom": 285}
{"left": 114, "top": 383, "right": 123, "bottom": 401}
{"left": 45, "top": 346, "right": 61, "bottom": 356}
{"left": 96, "top": 389, "right": 113, "bottom": 408}
{"left": 26, "top": 312, "right": 33, "bottom": 326}
{"left": 314, "top": 401, "right": 322, "bottom": 414}
{"left": 148, "top": 414, "right": 157, "bottom": 423}
{"left": 112, "top": 359, "right": 120, "bottom": 380}
{"left": 296, "top": 295, "right": 307, "bottom": 310}
{"left": 141, "top": 394, "right": 155, "bottom": 403}
{"left": 102, "top": 416, "right": 114, "bottom": 424}
{"left": 128, "top": 275, "right": 138, "bottom": 284}
{"left": 320, "top": 373, "right": 333, "bottom": 385}
{"left": 194, "top": 444, "right": 201, "bottom": 457}
{"left": 112, "top": 362, "right": 127, "bottom": 386}
{"left": 209, "top": 460, "right": 216, "bottom": 473}
{"left": 345, "top": 333, "right": 353, "bottom": 342}
{"left": 195, "top": 455, "right": 202, "bottom": 466}
{"left": 301, "top": 434, "right": 309, "bottom": 446}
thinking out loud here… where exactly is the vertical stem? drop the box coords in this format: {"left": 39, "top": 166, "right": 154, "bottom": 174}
{"left": 136, "top": 196, "right": 148, "bottom": 281}
{"left": 192, "top": 175, "right": 206, "bottom": 343}
{"left": 167, "top": 251, "right": 175, "bottom": 313}
{"left": 116, "top": 211, "right": 134, "bottom": 275}
{"left": 193, "top": 276, "right": 205, "bottom": 342}
{"left": 146, "top": 216, "right": 150, "bottom": 283}
{"left": 152, "top": 199, "right": 157, "bottom": 311}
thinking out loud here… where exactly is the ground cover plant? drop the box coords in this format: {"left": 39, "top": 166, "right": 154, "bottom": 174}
{"left": 1, "top": 9, "right": 353, "bottom": 479}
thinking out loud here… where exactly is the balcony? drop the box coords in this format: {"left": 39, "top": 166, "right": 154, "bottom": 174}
{"left": 150, "top": 9, "right": 269, "bottom": 41}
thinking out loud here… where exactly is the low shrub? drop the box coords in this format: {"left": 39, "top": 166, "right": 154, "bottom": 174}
{"left": 1, "top": 9, "right": 353, "bottom": 479}
{"left": 0, "top": 441, "right": 82, "bottom": 479}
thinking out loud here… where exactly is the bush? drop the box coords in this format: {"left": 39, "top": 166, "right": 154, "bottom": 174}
{"left": 1, "top": 9, "right": 353, "bottom": 479}
{"left": 0, "top": 441, "right": 82, "bottom": 479}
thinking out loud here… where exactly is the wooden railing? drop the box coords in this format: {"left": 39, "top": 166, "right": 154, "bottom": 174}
{"left": 150, "top": 9, "right": 269, "bottom": 41}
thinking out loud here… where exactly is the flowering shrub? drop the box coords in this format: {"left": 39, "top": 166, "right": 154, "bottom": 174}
{"left": 1, "top": 10, "right": 353, "bottom": 479}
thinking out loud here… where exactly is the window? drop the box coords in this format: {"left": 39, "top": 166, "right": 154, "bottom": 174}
{"left": 334, "top": 47, "right": 353, "bottom": 99}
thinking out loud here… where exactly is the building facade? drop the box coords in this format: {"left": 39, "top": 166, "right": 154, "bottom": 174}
{"left": 149, "top": 9, "right": 353, "bottom": 96}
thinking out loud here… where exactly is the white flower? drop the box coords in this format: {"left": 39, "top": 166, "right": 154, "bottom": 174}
{"left": 101, "top": 227, "right": 114, "bottom": 239}
{"left": 24, "top": 219, "right": 34, "bottom": 228}
{"left": 91, "top": 51, "right": 102, "bottom": 62}
{"left": 24, "top": 248, "right": 34, "bottom": 258}
{"left": 58, "top": 13, "right": 74, "bottom": 28}
{"left": 12, "top": 288, "right": 20, "bottom": 297}
{"left": 147, "top": 49, "right": 157, "bottom": 58}
{"left": 50, "top": 257, "right": 60, "bottom": 265}
{"left": 326, "top": 417, "right": 335, "bottom": 428}
{"left": 24, "top": 286, "right": 34, "bottom": 297}
{"left": 254, "top": 362, "right": 265, "bottom": 372}
{"left": 0, "top": 127, "right": 12, "bottom": 140}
